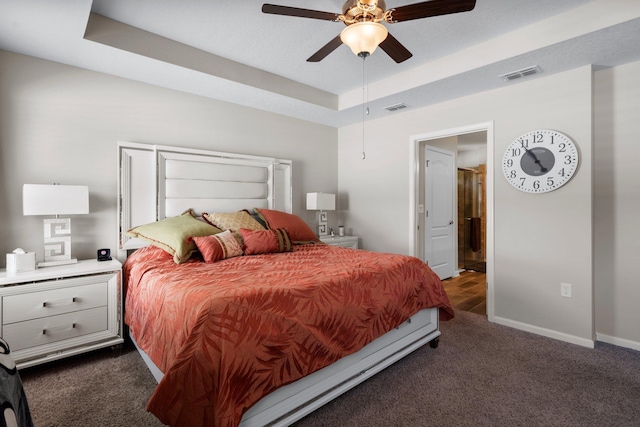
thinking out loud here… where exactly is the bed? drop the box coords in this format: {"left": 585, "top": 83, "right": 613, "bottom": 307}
{"left": 118, "top": 142, "right": 454, "bottom": 427}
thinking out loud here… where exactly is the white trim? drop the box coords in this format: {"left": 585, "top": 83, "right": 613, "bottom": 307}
{"left": 596, "top": 333, "right": 640, "bottom": 352}
{"left": 409, "top": 121, "right": 495, "bottom": 321}
{"left": 494, "top": 316, "right": 595, "bottom": 349}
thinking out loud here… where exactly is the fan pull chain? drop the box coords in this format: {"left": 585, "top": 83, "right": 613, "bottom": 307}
{"left": 361, "top": 52, "right": 369, "bottom": 160}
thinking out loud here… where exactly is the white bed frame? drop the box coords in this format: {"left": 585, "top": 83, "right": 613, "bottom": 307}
{"left": 118, "top": 141, "right": 442, "bottom": 426}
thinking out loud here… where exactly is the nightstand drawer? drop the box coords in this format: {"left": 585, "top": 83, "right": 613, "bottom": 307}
{"left": 3, "top": 282, "right": 108, "bottom": 324}
{"left": 327, "top": 240, "right": 357, "bottom": 249}
{"left": 320, "top": 236, "right": 359, "bottom": 249}
{"left": 3, "top": 306, "right": 108, "bottom": 351}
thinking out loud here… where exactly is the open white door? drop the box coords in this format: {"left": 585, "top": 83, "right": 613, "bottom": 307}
{"left": 424, "top": 146, "right": 455, "bottom": 280}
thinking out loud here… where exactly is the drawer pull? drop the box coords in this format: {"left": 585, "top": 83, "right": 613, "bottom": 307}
{"left": 42, "top": 323, "right": 76, "bottom": 335}
{"left": 42, "top": 297, "right": 77, "bottom": 308}
{"left": 395, "top": 318, "right": 412, "bottom": 330}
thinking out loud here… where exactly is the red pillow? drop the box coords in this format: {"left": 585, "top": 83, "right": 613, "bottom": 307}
{"left": 254, "top": 209, "right": 318, "bottom": 243}
{"left": 191, "top": 230, "right": 243, "bottom": 263}
{"left": 240, "top": 228, "right": 292, "bottom": 255}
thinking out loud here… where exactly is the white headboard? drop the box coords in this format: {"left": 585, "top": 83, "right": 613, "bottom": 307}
{"left": 118, "top": 141, "right": 292, "bottom": 251}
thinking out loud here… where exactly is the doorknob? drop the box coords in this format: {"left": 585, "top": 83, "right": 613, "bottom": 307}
{"left": 449, "top": 221, "right": 454, "bottom": 225}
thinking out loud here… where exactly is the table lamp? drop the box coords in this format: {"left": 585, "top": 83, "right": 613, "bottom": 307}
{"left": 23, "top": 184, "right": 89, "bottom": 267}
{"left": 306, "top": 192, "right": 335, "bottom": 236}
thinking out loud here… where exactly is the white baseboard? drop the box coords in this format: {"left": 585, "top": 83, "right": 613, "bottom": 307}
{"left": 596, "top": 333, "right": 640, "bottom": 352}
{"left": 493, "top": 316, "right": 595, "bottom": 348}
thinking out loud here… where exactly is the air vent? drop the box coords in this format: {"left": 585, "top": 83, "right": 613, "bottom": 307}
{"left": 383, "top": 103, "right": 407, "bottom": 112}
{"left": 499, "top": 65, "right": 542, "bottom": 82}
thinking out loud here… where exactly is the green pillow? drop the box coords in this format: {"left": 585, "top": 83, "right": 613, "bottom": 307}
{"left": 126, "top": 209, "right": 222, "bottom": 263}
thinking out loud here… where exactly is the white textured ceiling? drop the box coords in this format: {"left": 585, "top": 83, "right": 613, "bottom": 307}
{"left": 1, "top": 0, "right": 640, "bottom": 127}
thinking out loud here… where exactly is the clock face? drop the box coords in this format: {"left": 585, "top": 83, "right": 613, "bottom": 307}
{"left": 502, "top": 129, "right": 579, "bottom": 193}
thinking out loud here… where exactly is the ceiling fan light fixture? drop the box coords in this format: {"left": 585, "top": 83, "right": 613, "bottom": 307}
{"left": 340, "top": 22, "right": 388, "bottom": 56}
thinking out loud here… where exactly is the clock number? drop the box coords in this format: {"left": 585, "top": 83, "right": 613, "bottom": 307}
{"left": 547, "top": 177, "right": 554, "bottom": 187}
{"left": 519, "top": 177, "right": 526, "bottom": 186}
{"left": 558, "top": 168, "right": 565, "bottom": 177}
{"left": 506, "top": 159, "right": 513, "bottom": 167}
{"left": 533, "top": 133, "right": 543, "bottom": 143}
{"left": 533, "top": 180, "right": 540, "bottom": 190}
{"left": 550, "top": 134, "right": 555, "bottom": 145}
{"left": 510, "top": 170, "right": 517, "bottom": 179}
{"left": 559, "top": 143, "right": 566, "bottom": 152}
{"left": 511, "top": 148, "right": 521, "bottom": 157}
{"left": 564, "top": 155, "right": 572, "bottom": 165}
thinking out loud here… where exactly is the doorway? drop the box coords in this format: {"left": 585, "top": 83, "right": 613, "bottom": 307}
{"left": 458, "top": 166, "right": 486, "bottom": 273}
{"left": 441, "top": 270, "right": 486, "bottom": 315}
{"left": 409, "top": 122, "right": 494, "bottom": 321}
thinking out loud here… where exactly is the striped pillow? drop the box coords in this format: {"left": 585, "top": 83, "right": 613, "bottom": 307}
{"left": 253, "top": 208, "right": 318, "bottom": 243}
{"left": 191, "top": 230, "right": 243, "bottom": 263}
{"left": 239, "top": 228, "right": 292, "bottom": 255}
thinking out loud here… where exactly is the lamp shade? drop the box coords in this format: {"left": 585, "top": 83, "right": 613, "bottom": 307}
{"left": 306, "top": 192, "right": 335, "bottom": 211}
{"left": 23, "top": 184, "right": 89, "bottom": 216}
{"left": 340, "top": 22, "right": 388, "bottom": 56}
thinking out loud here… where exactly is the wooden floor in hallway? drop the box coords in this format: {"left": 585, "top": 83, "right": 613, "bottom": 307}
{"left": 442, "top": 270, "right": 486, "bottom": 315}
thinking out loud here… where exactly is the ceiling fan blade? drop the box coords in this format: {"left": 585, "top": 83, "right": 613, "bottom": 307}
{"left": 387, "top": 0, "right": 476, "bottom": 23}
{"left": 262, "top": 4, "right": 340, "bottom": 21}
{"left": 307, "top": 35, "right": 343, "bottom": 62}
{"left": 379, "top": 33, "right": 413, "bottom": 63}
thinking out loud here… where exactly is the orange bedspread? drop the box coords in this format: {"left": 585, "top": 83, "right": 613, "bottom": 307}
{"left": 124, "top": 244, "right": 453, "bottom": 427}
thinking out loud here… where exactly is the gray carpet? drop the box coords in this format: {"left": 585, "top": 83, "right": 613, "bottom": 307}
{"left": 19, "top": 311, "right": 640, "bottom": 426}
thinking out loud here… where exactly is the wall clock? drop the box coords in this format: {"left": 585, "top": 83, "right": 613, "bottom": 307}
{"left": 502, "top": 129, "right": 579, "bottom": 193}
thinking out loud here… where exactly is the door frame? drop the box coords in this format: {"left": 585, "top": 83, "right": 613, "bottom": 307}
{"left": 409, "top": 121, "right": 495, "bottom": 321}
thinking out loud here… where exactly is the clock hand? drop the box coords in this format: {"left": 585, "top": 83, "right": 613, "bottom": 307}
{"left": 520, "top": 142, "right": 548, "bottom": 173}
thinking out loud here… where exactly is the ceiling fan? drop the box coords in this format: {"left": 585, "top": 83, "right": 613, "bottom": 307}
{"left": 262, "top": 0, "right": 476, "bottom": 63}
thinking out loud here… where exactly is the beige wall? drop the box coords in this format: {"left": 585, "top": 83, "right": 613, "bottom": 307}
{"left": 339, "top": 61, "right": 640, "bottom": 349}
{"left": 594, "top": 61, "right": 640, "bottom": 348}
{"left": 339, "top": 66, "right": 595, "bottom": 346}
{"left": 0, "top": 50, "right": 338, "bottom": 265}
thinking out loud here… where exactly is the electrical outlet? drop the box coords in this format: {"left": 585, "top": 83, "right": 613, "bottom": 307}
{"left": 561, "top": 283, "right": 572, "bottom": 298}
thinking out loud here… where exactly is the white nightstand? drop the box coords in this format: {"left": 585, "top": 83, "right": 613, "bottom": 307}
{"left": 319, "top": 235, "right": 359, "bottom": 249}
{"left": 0, "top": 259, "right": 124, "bottom": 368}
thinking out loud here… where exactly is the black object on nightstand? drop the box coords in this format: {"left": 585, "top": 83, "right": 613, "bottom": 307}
{"left": 97, "top": 248, "right": 112, "bottom": 261}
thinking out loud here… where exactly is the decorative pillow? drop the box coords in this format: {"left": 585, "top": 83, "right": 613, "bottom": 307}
{"left": 191, "top": 230, "right": 243, "bottom": 263}
{"left": 253, "top": 208, "right": 318, "bottom": 243}
{"left": 240, "top": 228, "right": 292, "bottom": 255}
{"left": 242, "top": 209, "right": 268, "bottom": 229}
{"left": 126, "top": 209, "right": 222, "bottom": 264}
{"left": 202, "top": 211, "right": 265, "bottom": 233}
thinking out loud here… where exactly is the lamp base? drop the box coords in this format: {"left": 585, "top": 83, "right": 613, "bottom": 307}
{"left": 38, "top": 258, "right": 78, "bottom": 268}
{"left": 42, "top": 217, "right": 75, "bottom": 267}
{"left": 316, "top": 211, "right": 328, "bottom": 236}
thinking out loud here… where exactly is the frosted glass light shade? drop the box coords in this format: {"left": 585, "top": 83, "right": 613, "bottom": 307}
{"left": 306, "top": 192, "right": 336, "bottom": 211}
{"left": 340, "top": 22, "right": 388, "bottom": 56}
{"left": 23, "top": 184, "right": 89, "bottom": 216}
